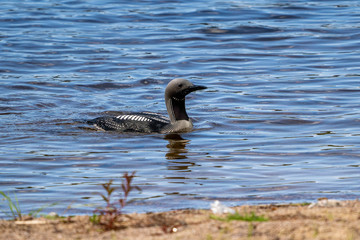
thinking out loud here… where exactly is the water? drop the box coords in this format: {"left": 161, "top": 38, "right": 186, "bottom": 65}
{"left": 1, "top": 0, "right": 360, "bottom": 216}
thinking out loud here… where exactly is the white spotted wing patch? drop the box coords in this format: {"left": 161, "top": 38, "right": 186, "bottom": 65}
{"left": 116, "top": 114, "right": 152, "bottom": 122}
{"left": 140, "top": 112, "right": 170, "bottom": 123}
{"left": 115, "top": 113, "right": 169, "bottom": 123}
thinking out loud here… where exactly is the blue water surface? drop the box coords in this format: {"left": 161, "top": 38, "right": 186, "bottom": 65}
{"left": 0, "top": 0, "right": 360, "bottom": 216}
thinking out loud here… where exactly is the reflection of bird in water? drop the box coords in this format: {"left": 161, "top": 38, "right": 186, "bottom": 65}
{"left": 165, "top": 134, "right": 197, "bottom": 171}
{"left": 87, "top": 78, "right": 206, "bottom": 133}
{"left": 165, "top": 134, "right": 189, "bottom": 160}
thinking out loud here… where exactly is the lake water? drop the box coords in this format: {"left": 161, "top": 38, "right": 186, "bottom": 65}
{"left": 1, "top": 0, "right": 360, "bottom": 216}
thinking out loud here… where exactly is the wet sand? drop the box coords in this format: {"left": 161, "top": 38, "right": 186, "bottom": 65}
{"left": 1, "top": 199, "right": 359, "bottom": 240}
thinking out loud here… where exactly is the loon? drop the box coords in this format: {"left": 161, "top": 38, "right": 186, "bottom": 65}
{"left": 87, "top": 78, "right": 207, "bottom": 133}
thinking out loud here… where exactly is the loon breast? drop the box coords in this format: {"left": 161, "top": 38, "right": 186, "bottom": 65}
{"left": 87, "top": 112, "right": 171, "bottom": 133}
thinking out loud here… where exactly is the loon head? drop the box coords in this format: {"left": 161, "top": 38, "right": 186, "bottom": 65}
{"left": 165, "top": 78, "right": 207, "bottom": 123}
{"left": 165, "top": 78, "right": 207, "bottom": 101}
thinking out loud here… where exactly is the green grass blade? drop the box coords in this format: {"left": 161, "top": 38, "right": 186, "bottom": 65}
{"left": 29, "top": 202, "right": 58, "bottom": 218}
{"left": 14, "top": 193, "right": 22, "bottom": 220}
{"left": 0, "top": 191, "right": 22, "bottom": 220}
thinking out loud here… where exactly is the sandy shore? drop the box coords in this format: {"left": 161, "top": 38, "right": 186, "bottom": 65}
{"left": 1, "top": 199, "right": 359, "bottom": 240}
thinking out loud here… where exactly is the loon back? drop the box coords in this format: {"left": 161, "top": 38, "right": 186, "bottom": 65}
{"left": 87, "top": 78, "right": 206, "bottom": 133}
{"left": 87, "top": 112, "right": 171, "bottom": 133}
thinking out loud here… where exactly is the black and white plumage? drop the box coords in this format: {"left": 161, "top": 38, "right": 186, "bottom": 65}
{"left": 87, "top": 78, "right": 207, "bottom": 133}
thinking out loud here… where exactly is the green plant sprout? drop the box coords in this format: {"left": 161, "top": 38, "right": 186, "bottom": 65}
{"left": 210, "top": 211, "right": 268, "bottom": 222}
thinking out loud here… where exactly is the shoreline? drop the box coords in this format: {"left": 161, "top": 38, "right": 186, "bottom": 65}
{"left": 1, "top": 198, "right": 359, "bottom": 239}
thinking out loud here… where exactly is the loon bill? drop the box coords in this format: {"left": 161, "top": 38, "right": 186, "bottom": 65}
{"left": 87, "top": 78, "right": 207, "bottom": 133}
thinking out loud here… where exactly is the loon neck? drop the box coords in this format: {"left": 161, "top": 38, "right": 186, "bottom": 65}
{"left": 166, "top": 98, "right": 189, "bottom": 123}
